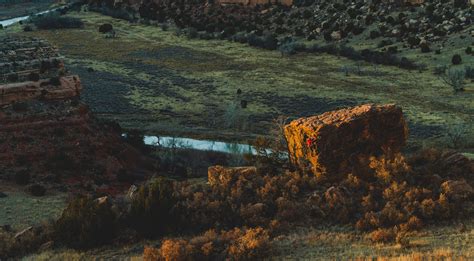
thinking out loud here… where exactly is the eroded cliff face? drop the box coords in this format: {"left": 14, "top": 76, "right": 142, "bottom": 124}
{"left": 0, "top": 36, "right": 156, "bottom": 192}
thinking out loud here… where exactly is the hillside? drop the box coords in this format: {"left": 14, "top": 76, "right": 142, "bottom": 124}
{"left": 0, "top": 1, "right": 473, "bottom": 260}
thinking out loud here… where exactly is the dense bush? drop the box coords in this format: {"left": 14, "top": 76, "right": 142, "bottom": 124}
{"left": 145, "top": 227, "right": 270, "bottom": 260}
{"left": 0, "top": 226, "right": 51, "bottom": 259}
{"left": 451, "top": 54, "right": 462, "bottom": 65}
{"left": 464, "top": 65, "right": 474, "bottom": 79}
{"left": 4, "top": 148, "right": 471, "bottom": 259}
{"left": 170, "top": 149, "right": 473, "bottom": 244}
{"left": 128, "top": 177, "right": 177, "bottom": 237}
{"left": 54, "top": 196, "right": 117, "bottom": 249}
{"left": 278, "top": 38, "right": 306, "bottom": 56}
{"left": 440, "top": 67, "right": 466, "bottom": 92}
{"left": 30, "top": 13, "right": 84, "bottom": 30}
{"left": 247, "top": 33, "right": 278, "bottom": 50}
{"left": 465, "top": 46, "right": 472, "bottom": 55}
{"left": 99, "top": 23, "right": 113, "bottom": 33}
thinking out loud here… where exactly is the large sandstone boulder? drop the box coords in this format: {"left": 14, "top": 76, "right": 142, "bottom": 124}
{"left": 284, "top": 104, "right": 408, "bottom": 181}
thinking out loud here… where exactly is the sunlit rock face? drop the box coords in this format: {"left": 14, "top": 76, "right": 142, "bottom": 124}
{"left": 284, "top": 104, "right": 408, "bottom": 182}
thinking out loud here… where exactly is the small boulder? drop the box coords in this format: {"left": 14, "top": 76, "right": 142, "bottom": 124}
{"left": 0, "top": 192, "right": 7, "bottom": 198}
{"left": 284, "top": 104, "right": 408, "bottom": 181}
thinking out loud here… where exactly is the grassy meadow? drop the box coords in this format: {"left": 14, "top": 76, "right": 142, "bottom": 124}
{"left": 2, "top": 11, "right": 472, "bottom": 149}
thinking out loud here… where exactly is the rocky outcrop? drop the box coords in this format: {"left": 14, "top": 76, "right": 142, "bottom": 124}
{"left": 0, "top": 36, "right": 156, "bottom": 191}
{"left": 0, "top": 76, "right": 82, "bottom": 106}
{"left": 0, "top": 36, "right": 63, "bottom": 84}
{"left": 284, "top": 104, "right": 408, "bottom": 181}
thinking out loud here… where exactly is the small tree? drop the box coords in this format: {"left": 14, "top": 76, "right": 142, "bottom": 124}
{"left": 440, "top": 67, "right": 465, "bottom": 92}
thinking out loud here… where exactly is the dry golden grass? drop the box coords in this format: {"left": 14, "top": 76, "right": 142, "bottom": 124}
{"left": 272, "top": 220, "right": 474, "bottom": 260}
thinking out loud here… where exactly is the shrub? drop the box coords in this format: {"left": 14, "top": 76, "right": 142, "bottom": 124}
{"left": 128, "top": 177, "right": 177, "bottom": 237}
{"left": 420, "top": 42, "right": 431, "bottom": 53}
{"left": 451, "top": 54, "right": 462, "bottom": 65}
{"left": 407, "top": 36, "right": 420, "bottom": 47}
{"left": 278, "top": 40, "right": 306, "bottom": 56}
{"left": 151, "top": 227, "right": 270, "bottom": 260}
{"left": 14, "top": 170, "right": 30, "bottom": 185}
{"left": 143, "top": 246, "right": 161, "bottom": 261}
{"left": 23, "top": 25, "right": 33, "bottom": 32}
{"left": 369, "top": 30, "right": 380, "bottom": 39}
{"left": 247, "top": 33, "right": 278, "bottom": 50}
{"left": 370, "top": 228, "right": 396, "bottom": 243}
{"left": 160, "top": 23, "right": 169, "bottom": 31}
{"left": 30, "top": 13, "right": 84, "bottom": 30}
{"left": 28, "top": 72, "right": 40, "bottom": 82}
{"left": 184, "top": 28, "right": 199, "bottom": 39}
{"left": 464, "top": 65, "right": 474, "bottom": 79}
{"left": 440, "top": 67, "right": 465, "bottom": 92}
{"left": 27, "top": 184, "right": 46, "bottom": 197}
{"left": 99, "top": 23, "right": 113, "bottom": 33}
{"left": 0, "top": 226, "right": 50, "bottom": 259}
{"left": 159, "top": 239, "right": 194, "bottom": 260}
{"left": 465, "top": 46, "right": 472, "bottom": 55}
{"left": 240, "top": 100, "right": 248, "bottom": 109}
{"left": 231, "top": 32, "right": 248, "bottom": 43}
{"left": 54, "top": 196, "right": 117, "bottom": 249}
{"left": 434, "top": 65, "right": 447, "bottom": 75}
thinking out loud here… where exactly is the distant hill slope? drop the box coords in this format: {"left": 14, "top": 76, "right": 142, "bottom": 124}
{"left": 87, "top": 0, "right": 473, "bottom": 56}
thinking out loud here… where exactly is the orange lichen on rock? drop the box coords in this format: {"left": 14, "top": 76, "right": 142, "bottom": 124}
{"left": 284, "top": 104, "right": 408, "bottom": 181}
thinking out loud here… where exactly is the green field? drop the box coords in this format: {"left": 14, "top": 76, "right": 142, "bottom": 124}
{"left": 3, "top": 11, "right": 473, "bottom": 149}
{"left": 0, "top": 184, "right": 66, "bottom": 230}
